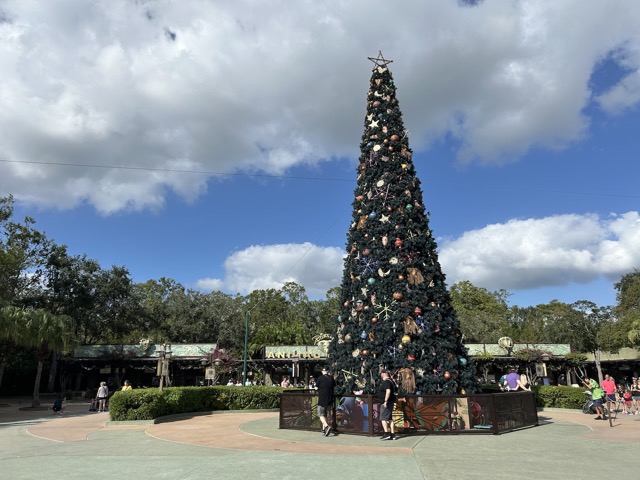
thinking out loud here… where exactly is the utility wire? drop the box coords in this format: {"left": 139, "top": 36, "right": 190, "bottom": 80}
{"left": 2, "top": 158, "right": 637, "bottom": 198}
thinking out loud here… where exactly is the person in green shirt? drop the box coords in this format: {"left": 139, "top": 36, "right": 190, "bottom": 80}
{"left": 583, "top": 376, "right": 606, "bottom": 420}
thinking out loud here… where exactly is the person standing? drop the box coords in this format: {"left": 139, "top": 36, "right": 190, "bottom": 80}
{"left": 378, "top": 370, "right": 397, "bottom": 440}
{"left": 96, "top": 381, "right": 109, "bottom": 412}
{"left": 316, "top": 367, "right": 336, "bottom": 436}
{"left": 601, "top": 374, "right": 616, "bottom": 405}
{"left": 583, "top": 376, "right": 605, "bottom": 420}
{"left": 631, "top": 377, "right": 640, "bottom": 414}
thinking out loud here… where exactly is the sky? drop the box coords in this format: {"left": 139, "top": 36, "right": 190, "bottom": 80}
{"left": 1, "top": 0, "right": 639, "bottom": 308}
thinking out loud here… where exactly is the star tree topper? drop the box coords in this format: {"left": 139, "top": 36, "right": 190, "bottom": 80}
{"left": 368, "top": 51, "right": 393, "bottom": 68}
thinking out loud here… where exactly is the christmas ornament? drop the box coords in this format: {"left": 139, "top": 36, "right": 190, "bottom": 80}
{"left": 378, "top": 268, "right": 390, "bottom": 277}
{"left": 401, "top": 335, "right": 411, "bottom": 344}
{"left": 392, "top": 292, "right": 404, "bottom": 300}
{"left": 371, "top": 316, "right": 378, "bottom": 324}
{"left": 399, "top": 367, "right": 416, "bottom": 393}
{"left": 407, "top": 354, "right": 416, "bottom": 362}
{"left": 367, "top": 277, "right": 376, "bottom": 285}
{"left": 459, "top": 358, "right": 468, "bottom": 366}
{"left": 444, "top": 371, "right": 451, "bottom": 380}
{"left": 394, "top": 238, "right": 403, "bottom": 247}
{"left": 404, "top": 316, "right": 419, "bottom": 334}
{"left": 407, "top": 267, "right": 424, "bottom": 285}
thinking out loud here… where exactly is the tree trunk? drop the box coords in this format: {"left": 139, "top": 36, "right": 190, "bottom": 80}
{"left": 32, "top": 359, "right": 44, "bottom": 408}
{"left": 595, "top": 350, "right": 603, "bottom": 383}
{"left": 0, "top": 356, "right": 6, "bottom": 390}
{"left": 47, "top": 350, "right": 58, "bottom": 393}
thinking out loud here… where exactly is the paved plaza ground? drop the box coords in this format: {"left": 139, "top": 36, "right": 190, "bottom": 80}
{"left": 0, "top": 396, "right": 638, "bottom": 480}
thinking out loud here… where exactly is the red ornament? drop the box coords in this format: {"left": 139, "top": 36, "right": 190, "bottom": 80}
{"left": 414, "top": 307, "right": 422, "bottom": 315}
{"left": 361, "top": 349, "right": 369, "bottom": 356}
{"left": 362, "top": 248, "right": 370, "bottom": 256}
{"left": 394, "top": 238, "right": 403, "bottom": 247}
{"left": 371, "top": 317, "right": 378, "bottom": 324}
{"left": 444, "top": 371, "right": 451, "bottom": 380}
{"left": 407, "top": 354, "right": 416, "bottom": 362}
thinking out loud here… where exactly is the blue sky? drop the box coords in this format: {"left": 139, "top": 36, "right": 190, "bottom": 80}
{"left": 1, "top": 1, "right": 639, "bottom": 308}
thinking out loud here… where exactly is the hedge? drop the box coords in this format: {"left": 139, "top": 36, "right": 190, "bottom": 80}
{"left": 108, "top": 386, "right": 283, "bottom": 421}
{"left": 109, "top": 385, "right": 587, "bottom": 421}
{"left": 532, "top": 385, "right": 586, "bottom": 409}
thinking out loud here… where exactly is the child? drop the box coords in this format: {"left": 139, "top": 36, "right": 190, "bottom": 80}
{"left": 52, "top": 395, "right": 65, "bottom": 415}
{"left": 623, "top": 388, "right": 633, "bottom": 414}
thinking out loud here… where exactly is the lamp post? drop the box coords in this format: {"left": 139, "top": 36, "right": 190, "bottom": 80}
{"left": 156, "top": 343, "right": 172, "bottom": 391}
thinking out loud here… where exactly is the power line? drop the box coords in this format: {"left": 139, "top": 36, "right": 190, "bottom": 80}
{"left": 0, "top": 158, "right": 353, "bottom": 183}
{"left": 1, "top": 158, "right": 638, "bottom": 198}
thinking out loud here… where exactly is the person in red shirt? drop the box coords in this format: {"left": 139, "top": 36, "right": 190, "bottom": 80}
{"left": 601, "top": 374, "right": 616, "bottom": 404}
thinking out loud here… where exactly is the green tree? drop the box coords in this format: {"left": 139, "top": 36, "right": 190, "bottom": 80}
{"left": 245, "top": 288, "right": 308, "bottom": 356}
{"left": 2, "top": 306, "right": 76, "bottom": 407}
{"left": 450, "top": 281, "right": 511, "bottom": 343}
{"left": 135, "top": 279, "right": 245, "bottom": 349}
{"left": 328, "top": 54, "right": 478, "bottom": 395}
{"left": 557, "top": 301, "right": 623, "bottom": 382}
{"left": 614, "top": 269, "right": 640, "bottom": 344}
{"left": 0, "top": 195, "right": 55, "bottom": 306}
{"left": 0, "top": 305, "right": 23, "bottom": 389}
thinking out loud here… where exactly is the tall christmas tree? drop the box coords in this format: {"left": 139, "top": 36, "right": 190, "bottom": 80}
{"left": 328, "top": 52, "right": 479, "bottom": 396}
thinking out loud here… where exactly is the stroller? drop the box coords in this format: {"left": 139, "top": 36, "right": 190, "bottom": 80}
{"left": 582, "top": 391, "right": 609, "bottom": 415}
{"left": 89, "top": 397, "right": 109, "bottom": 412}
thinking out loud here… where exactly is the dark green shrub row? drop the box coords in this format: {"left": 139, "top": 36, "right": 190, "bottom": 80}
{"left": 109, "top": 386, "right": 283, "bottom": 421}
{"left": 532, "top": 385, "right": 585, "bottom": 409}
{"left": 110, "top": 384, "right": 587, "bottom": 421}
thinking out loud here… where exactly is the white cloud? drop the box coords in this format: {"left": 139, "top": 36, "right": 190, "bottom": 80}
{"left": 439, "top": 211, "right": 640, "bottom": 291}
{"left": 2, "top": 1, "right": 640, "bottom": 212}
{"left": 194, "top": 277, "right": 224, "bottom": 292}
{"left": 195, "top": 212, "right": 640, "bottom": 299}
{"left": 197, "top": 243, "right": 344, "bottom": 297}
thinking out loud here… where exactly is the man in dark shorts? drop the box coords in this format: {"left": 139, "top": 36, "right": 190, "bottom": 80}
{"left": 316, "top": 367, "right": 336, "bottom": 436}
{"left": 583, "top": 375, "right": 606, "bottom": 420}
{"left": 378, "top": 370, "right": 397, "bottom": 440}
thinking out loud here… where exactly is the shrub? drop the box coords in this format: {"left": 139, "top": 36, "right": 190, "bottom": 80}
{"left": 533, "top": 385, "right": 585, "bottom": 409}
{"left": 109, "top": 386, "right": 283, "bottom": 421}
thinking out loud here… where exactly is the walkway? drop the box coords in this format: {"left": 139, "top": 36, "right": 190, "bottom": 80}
{"left": 1, "top": 398, "right": 638, "bottom": 480}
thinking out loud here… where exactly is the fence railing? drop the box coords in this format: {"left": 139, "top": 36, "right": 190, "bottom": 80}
{"left": 279, "top": 391, "right": 538, "bottom": 435}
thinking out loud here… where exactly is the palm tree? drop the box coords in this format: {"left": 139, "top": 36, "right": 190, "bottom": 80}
{"left": 2, "top": 307, "right": 76, "bottom": 407}
{"left": 0, "top": 305, "right": 24, "bottom": 391}
{"left": 25, "top": 309, "right": 76, "bottom": 407}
